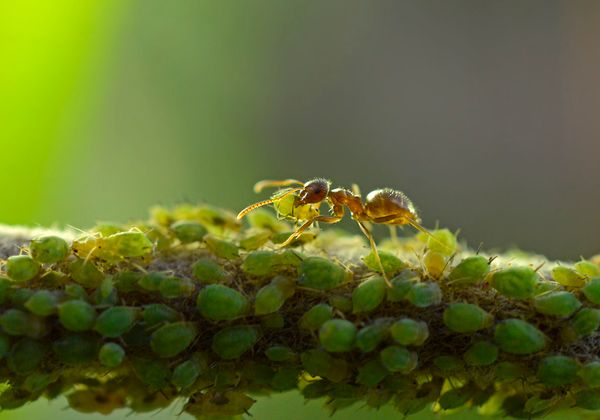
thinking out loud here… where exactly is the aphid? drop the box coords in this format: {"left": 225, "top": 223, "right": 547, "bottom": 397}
{"left": 7, "top": 338, "right": 45, "bottom": 374}
{"left": 172, "top": 355, "right": 204, "bottom": 389}
{"left": 271, "top": 367, "right": 301, "bottom": 391}
{"left": 192, "top": 257, "right": 228, "bottom": 283}
{"left": 99, "top": 342, "right": 126, "bottom": 367}
{"left": 574, "top": 389, "right": 600, "bottom": 411}
{"left": 238, "top": 178, "right": 448, "bottom": 285}
{"left": 196, "top": 284, "right": 248, "bottom": 321}
{"left": 328, "top": 294, "right": 353, "bottom": 312}
{"left": 69, "top": 258, "right": 104, "bottom": 288}
{"left": 569, "top": 308, "right": 600, "bottom": 337}
{"left": 58, "top": 300, "right": 96, "bottom": 332}
{"left": 575, "top": 260, "right": 600, "bottom": 278}
{"left": 298, "top": 256, "right": 350, "bottom": 291}
{"left": 299, "top": 303, "right": 333, "bottom": 331}
{"left": 94, "top": 306, "right": 138, "bottom": 337}
{"left": 158, "top": 276, "right": 194, "bottom": 299}
{"left": 362, "top": 250, "right": 407, "bottom": 278}
{"left": 5, "top": 255, "right": 40, "bottom": 282}
{"left": 24, "top": 290, "right": 58, "bottom": 316}
{"left": 406, "top": 282, "right": 442, "bottom": 308}
{"left": 463, "top": 341, "right": 498, "bottom": 366}
{"left": 490, "top": 266, "right": 539, "bottom": 299}
{"left": 170, "top": 220, "right": 207, "bottom": 244}
{"left": 582, "top": 277, "right": 600, "bottom": 304}
{"left": 254, "top": 276, "right": 295, "bottom": 315}
{"left": 53, "top": 334, "right": 100, "bottom": 365}
{"left": 265, "top": 345, "right": 295, "bottom": 362}
{"left": 355, "top": 321, "right": 389, "bottom": 353}
{"left": 578, "top": 361, "right": 600, "bottom": 388}
{"left": 494, "top": 319, "right": 546, "bottom": 355}
{"left": 433, "top": 355, "right": 463, "bottom": 372}
{"left": 352, "top": 276, "right": 386, "bottom": 313}
{"left": 379, "top": 346, "right": 418, "bottom": 373}
{"left": 447, "top": 255, "right": 490, "bottom": 287}
{"left": 138, "top": 271, "right": 166, "bottom": 291}
{"left": 438, "top": 384, "right": 475, "bottom": 410}
{"left": 150, "top": 321, "right": 197, "bottom": 358}
{"left": 131, "top": 357, "right": 170, "bottom": 391}
{"left": 319, "top": 319, "right": 357, "bottom": 353}
{"left": 386, "top": 270, "right": 418, "bottom": 302}
{"left": 551, "top": 265, "right": 585, "bottom": 287}
{"left": 443, "top": 303, "right": 493, "bottom": 333}
{"left": 356, "top": 359, "right": 390, "bottom": 387}
{"left": 536, "top": 355, "right": 579, "bottom": 387}
{"left": 0, "top": 308, "right": 47, "bottom": 338}
{"left": 29, "top": 235, "right": 70, "bottom": 264}
{"left": 211, "top": 325, "right": 259, "bottom": 360}
{"left": 423, "top": 250, "right": 446, "bottom": 279}
{"left": 533, "top": 291, "right": 581, "bottom": 317}
{"left": 72, "top": 229, "right": 153, "bottom": 264}
{"left": 390, "top": 318, "right": 429, "bottom": 346}
{"left": 204, "top": 235, "right": 239, "bottom": 260}
{"left": 142, "top": 303, "right": 182, "bottom": 327}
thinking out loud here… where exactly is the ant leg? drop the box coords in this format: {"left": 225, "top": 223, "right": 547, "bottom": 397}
{"left": 356, "top": 221, "right": 392, "bottom": 287}
{"left": 280, "top": 215, "right": 342, "bottom": 247}
{"left": 253, "top": 179, "right": 303, "bottom": 193}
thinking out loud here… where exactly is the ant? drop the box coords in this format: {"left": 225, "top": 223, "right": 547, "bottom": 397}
{"left": 237, "top": 178, "right": 446, "bottom": 286}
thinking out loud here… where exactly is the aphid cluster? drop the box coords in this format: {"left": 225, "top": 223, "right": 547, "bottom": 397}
{"left": 0, "top": 200, "right": 597, "bottom": 419}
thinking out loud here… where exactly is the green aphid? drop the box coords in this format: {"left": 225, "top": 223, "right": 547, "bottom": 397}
{"left": 172, "top": 355, "right": 204, "bottom": 389}
{"left": 352, "top": 276, "right": 386, "bottom": 314}
{"left": 536, "top": 355, "right": 579, "bottom": 387}
{"left": 103, "top": 230, "right": 153, "bottom": 260}
{"left": 239, "top": 231, "right": 272, "bottom": 251}
{"left": 298, "top": 256, "right": 349, "bottom": 291}
{"left": 64, "top": 283, "right": 87, "bottom": 300}
{"left": 575, "top": 389, "right": 600, "bottom": 411}
{"left": 131, "top": 357, "right": 170, "bottom": 391}
{"left": 5, "top": 255, "right": 40, "bottom": 282}
{"left": 355, "top": 322, "right": 389, "bottom": 353}
{"left": 329, "top": 294, "right": 353, "bottom": 312}
{"left": 390, "top": 318, "right": 429, "bottom": 346}
{"left": 138, "top": 271, "right": 167, "bottom": 292}
{"left": 10, "top": 287, "right": 34, "bottom": 307}
{"left": 433, "top": 355, "right": 464, "bottom": 372}
{"left": 0, "top": 277, "right": 11, "bottom": 304}
{"left": 246, "top": 208, "right": 289, "bottom": 232}
{"left": 29, "top": 235, "right": 70, "bottom": 264}
{"left": 534, "top": 291, "right": 581, "bottom": 317}
{"left": 91, "top": 276, "right": 118, "bottom": 306}
{"left": 420, "top": 228, "right": 457, "bottom": 256}
{"left": 423, "top": 250, "right": 446, "bottom": 279}
{"left": 53, "top": 334, "right": 99, "bottom": 365}
{"left": 150, "top": 205, "right": 173, "bottom": 226}
{"left": 362, "top": 250, "right": 407, "bottom": 277}
{"left": 23, "top": 372, "right": 55, "bottom": 394}
{"left": 158, "top": 276, "right": 195, "bottom": 299}
{"left": 406, "top": 282, "right": 442, "bottom": 308}
{"left": 534, "top": 280, "right": 557, "bottom": 296}
{"left": 490, "top": 266, "right": 538, "bottom": 299}
{"left": 578, "top": 361, "right": 600, "bottom": 388}
{"left": 24, "top": 290, "right": 57, "bottom": 316}
{"left": 582, "top": 277, "right": 600, "bottom": 304}
{"left": 447, "top": 255, "right": 490, "bottom": 287}
{"left": 170, "top": 220, "right": 207, "bottom": 243}
{"left": 211, "top": 325, "right": 259, "bottom": 360}
{"left": 299, "top": 303, "right": 333, "bottom": 331}
{"left": 151, "top": 321, "right": 197, "bottom": 358}
{"left": 204, "top": 235, "right": 239, "bottom": 260}
{"left": 302, "top": 380, "right": 330, "bottom": 399}
{"left": 523, "top": 394, "right": 560, "bottom": 415}
{"left": 39, "top": 270, "right": 68, "bottom": 288}
{"left": 58, "top": 300, "right": 96, "bottom": 332}
{"left": 575, "top": 260, "right": 600, "bottom": 278}
{"left": 0, "top": 308, "right": 47, "bottom": 338}
{"left": 260, "top": 313, "right": 285, "bottom": 329}
{"left": 463, "top": 341, "right": 498, "bottom": 366}
{"left": 0, "top": 333, "right": 10, "bottom": 357}
{"left": 271, "top": 231, "right": 315, "bottom": 246}
{"left": 112, "top": 271, "right": 143, "bottom": 292}
{"left": 271, "top": 367, "right": 300, "bottom": 391}
{"left": 386, "top": 270, "right": 418, "bottom": 302}
{"left": 7, "top": 338, "right": 45, "bottom": 374}
{"left": 99, "top": 342, "right": 125, "bottom": 367}
{"left": 319, "top": 319, "right": 357, "bottom": 353}
{"left": 143, "top": 304, "right": 182, "bottom": 327}
{"left": 254, "top": 276, "right": 295, "bottom": 315}
{"left": 265, "top": 345, "right": 295, "bottom": 362}
{"left": 94, "top": 306, "right": 138, "bottom": 337}
{"left": 379, "top": 346, "right": 418, "bottom": 373}
{"left": 494, "top": 361, "right": 528, "bottom": 381}
{"left": 551, "top": 265, "right": 586, "bottom": 287}
{"left": 241, "top": 251, "right": 281, "bottom": 277}
{"left": 356, "top": 359, "right": 390, "bottom": 387}
{"left": 443, "top": 303, "right": 493, "bottom": 333}
{"left": 196, "top": 284, "right": 248, "bottom": 321}
{"left": 192, "top": 258, "right": 228, "bottom": 284}
{"left": 438, "top": 384, "right": 474, "bottom": 410}
{"left": 69, "top": 258, "right": 104, "bottom": 288}
{"left": 90, "top": 223, "right": 124, "bottom": 236}
{"left": 494, "top": 319, "right": 546, "bottom": 355}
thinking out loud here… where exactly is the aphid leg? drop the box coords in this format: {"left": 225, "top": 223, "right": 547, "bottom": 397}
{"left": 356, "top": 220, "right": 392, "bottom": 287}
{"left": 237, "top": 187, "right": 302, "bottom": 219}
{"left": 253, "top": 179, "right": 303, "bottom": 193}
{"left": 280, "top": 215, "right": 342, "bottom": 247}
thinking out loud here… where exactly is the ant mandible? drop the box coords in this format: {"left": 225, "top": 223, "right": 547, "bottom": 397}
{"left": 237, "top": 178, "right": 440, "bottom": 286}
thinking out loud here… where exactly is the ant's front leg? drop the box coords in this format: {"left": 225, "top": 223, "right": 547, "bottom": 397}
{"left": 280, "top": 215, "right": 342, "bottom": 247}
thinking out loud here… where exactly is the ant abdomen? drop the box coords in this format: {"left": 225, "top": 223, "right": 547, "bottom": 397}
{"left": 364, "top": 188, "right": 419, "bottom": 224}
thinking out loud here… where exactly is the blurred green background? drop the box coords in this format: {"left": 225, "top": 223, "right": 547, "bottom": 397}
{"left": 1, "top": 0, "right": 599, "bottom": 418}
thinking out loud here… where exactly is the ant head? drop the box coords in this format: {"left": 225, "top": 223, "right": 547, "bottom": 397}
{"left": 295, "top": 178, "right": 330, "bottom": 206}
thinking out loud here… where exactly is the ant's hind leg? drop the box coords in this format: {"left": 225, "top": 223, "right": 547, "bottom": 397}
{"left": 356, "top": 221, "right": 392, "bottom": 287}
{"left": 280, "top": 215, "right": 342, "bottom": 247}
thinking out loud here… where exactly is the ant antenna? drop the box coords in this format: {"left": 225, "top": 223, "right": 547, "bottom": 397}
{"left": 237, "top": 187, "right": 303, "bottom": 220}
{"left": 253, "top": 179, "right": 303, "bottom": 193}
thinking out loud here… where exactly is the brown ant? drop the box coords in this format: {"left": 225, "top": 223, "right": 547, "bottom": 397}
{"left": 237, "top": 178, "right": 443, "bottom": 286}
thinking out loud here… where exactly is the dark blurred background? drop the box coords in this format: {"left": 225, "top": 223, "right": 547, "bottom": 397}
{"left": 1, "top": 1, "right": 599, "bottom": 418}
